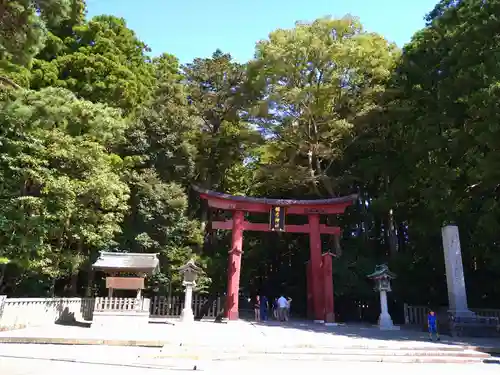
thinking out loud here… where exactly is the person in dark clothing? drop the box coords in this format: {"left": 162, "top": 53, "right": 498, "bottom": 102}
{"left": 260, "top": 295, "right": 269, "bottom": 321}
{"left": 254, "top": 296, "right": 260, "bottom": 321}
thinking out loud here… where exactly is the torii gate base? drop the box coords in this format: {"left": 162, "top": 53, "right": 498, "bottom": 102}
{"left": 193, "top": 186, "right": 357, "bottom": 322}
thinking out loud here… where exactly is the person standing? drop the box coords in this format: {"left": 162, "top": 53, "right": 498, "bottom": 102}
{"left": 427, "top": 310, "right": 440, "bottom": 341}
{"left": 254, "top": 295, "right": 261, "bottom": 321}
{"left": 277, "top": 295, "right": 288, "bottom": 322}
{"left": 273, "top": 297, "right": 278, "bottom": 320}
{"left": 285, "top": 297, "right": 292, "bottom": 321}
{"left": 260, "top": 295, "right": 269, "bottom": 321}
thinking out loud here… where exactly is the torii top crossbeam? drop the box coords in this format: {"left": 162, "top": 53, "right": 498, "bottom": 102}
{"left": 192, "top": 185, "right": 358, "bottom": 215}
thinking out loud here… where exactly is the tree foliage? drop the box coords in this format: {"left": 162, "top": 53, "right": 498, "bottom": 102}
{"left": 0, "top": 87, "right": 129, "bottom": 287}
{"left": 1, "top": 0, "right": 500, "bottom": 315}
{"left": 251, "top": 16, "right": 399, "bottom": 197}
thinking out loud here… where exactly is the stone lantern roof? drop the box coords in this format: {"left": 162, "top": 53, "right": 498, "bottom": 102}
{"left": 178, "top": 259, "right": 202, "bottom": 274}
{"left": 367, "top": 264, "right": 397, "bottom": 280}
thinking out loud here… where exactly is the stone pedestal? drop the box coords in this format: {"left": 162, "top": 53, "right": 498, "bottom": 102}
{"left": 92, "top": 310, "right": 150, "bottom": 328}
{"left": 181, "top": 281, "right": 195, "bottom": 323}
{"left": 91, "top": 297, "right": 150, "bottom": 329}
{"left": 378, "top": 290, "right": 400, "bottom": 330}
{"left": 441, "top": 225, "right": 475, "bottom": 318}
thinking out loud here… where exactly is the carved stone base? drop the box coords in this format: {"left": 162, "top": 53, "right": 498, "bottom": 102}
{"left": 378, "top": 313, "right": 400, "bottom": 330}
{"left": 449, "top": 309, "right": 476, "bottom": 319}
{"left": 181, "top": 307, "right": 194, "bottom": 323}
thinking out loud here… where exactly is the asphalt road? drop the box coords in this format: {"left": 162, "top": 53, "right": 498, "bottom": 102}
{"left": 2, "top": 356, "right": 500, "bottom": 375}
{"left": 1, "top": 344, "right": 499, "bottom": 374}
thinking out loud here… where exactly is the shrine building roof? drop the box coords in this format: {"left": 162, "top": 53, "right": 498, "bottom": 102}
{"left": 192, "top": 185, "right": 358, "bottom": 207}
{"left": 92, "top": 251, "right": 159, "bottom": 275}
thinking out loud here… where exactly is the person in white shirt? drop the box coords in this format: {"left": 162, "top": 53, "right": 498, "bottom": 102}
{"left": 277, "top": 295, "right": 288, "bottom": 322}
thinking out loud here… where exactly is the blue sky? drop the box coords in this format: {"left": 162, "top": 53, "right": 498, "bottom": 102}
{"left": 86, "top": 0, "right": 439, "bottom": 64}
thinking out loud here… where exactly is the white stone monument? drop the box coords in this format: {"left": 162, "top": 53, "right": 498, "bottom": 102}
{"left": 0, "top": 295, "right": 6, "bottom": 321}
{"left": 368, "top": 264, "right": 400, "bottom": 331}
{"left": 179, "top": 260, "right": 202, "bottom": 323}
{"left": 441, "top": 225, "right": 475, "bottom": 318}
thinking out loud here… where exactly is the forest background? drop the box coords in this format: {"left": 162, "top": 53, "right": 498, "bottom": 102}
{"left": 1, "top": 0, "right": 499, "bottom": 320}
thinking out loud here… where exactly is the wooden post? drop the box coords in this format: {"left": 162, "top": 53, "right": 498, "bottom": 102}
{"left": 322, "top": 253, "right": 335, "bottom": 323}
{"left": 226, "top": 210, "right": 244, "bottom": 320}
{"left": 308, "top": 214, "right": 324, "bottom": 322}
{"left": 306, "top": 261, "right": 314, "bottom": 319}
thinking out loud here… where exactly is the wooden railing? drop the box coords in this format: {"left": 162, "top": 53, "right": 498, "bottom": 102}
{"left": 404, "top": 303, "right": 500, "bottom": 326}
{"left": 94, "top": 297, "right": 147, "bottom": 312}
{"left": 150, "top": 295, "right": 221, "bottom": 318}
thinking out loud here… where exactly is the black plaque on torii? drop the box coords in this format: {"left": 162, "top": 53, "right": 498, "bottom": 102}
{"left": 269, "top": 206, "right": 286, "bottom": 231}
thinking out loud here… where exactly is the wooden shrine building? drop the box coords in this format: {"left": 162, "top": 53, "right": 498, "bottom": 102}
{"left": 91, "top": 251, "right": 159, "bottom": 327}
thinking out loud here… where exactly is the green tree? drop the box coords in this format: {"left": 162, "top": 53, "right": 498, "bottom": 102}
{"left": 183, "top": 50, "right": 261, "bottom": 192}
{"left": 0, "top": 87, "right": 129, "bottom": 294}
{"left": 251, "top": 16, "right": 399, "bottom": 197}
{"left": 0, "top": 0, "right": 74, "bottom": 65}
{"left": 118, "top": 58, "right": 207, "bottom": 292}
{"left": 383, "top": 0, "right": 500, "bottom": 306}
{"left": 30, "top": 15, "right": 154, "bottom": 113}
{"left": 0, "top": 0, "right": 84, "bottom": 88}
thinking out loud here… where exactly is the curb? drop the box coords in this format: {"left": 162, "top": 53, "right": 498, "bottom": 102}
{"left": 0, "top": 337, "right": 165, "bottom": 347}
{"left": 1, "top": 352, "right": 498, "bottom": 365}
{"left": 207, "top": 355, "right": 500, "bottom": 364}
{"left": 0, "top": 336, "right": 499, "bottom": 356}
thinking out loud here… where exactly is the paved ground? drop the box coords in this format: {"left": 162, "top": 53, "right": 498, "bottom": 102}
{"left": 1, "top": 319, "right": 498, "bottom": 351}
{"left": 1, "top": 322, "right": 500, "bottom": 373}
{"left": 1, "top": 344, "right": 499, "bottom": 375}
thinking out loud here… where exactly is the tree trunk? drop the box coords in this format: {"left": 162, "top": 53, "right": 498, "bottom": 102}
{"left": 0, "top": 263, "right": 6, "bottom": 293}
{"left": 85, "top": 260, "right": 94, "bottom": 297}
{"left": 0, "top": 75, "right": 22, "bottom": 90}
{"left": 387, "top": 209, "right": 398, "bottom": 256}
{"left": 49, "top": 278, "right": 56, "bottom": 297}
{"left": 70, "top": 272, "right": 79, "bottom": 296}
{"left": 334, "top": 234, "right": 342, "bottom": 257}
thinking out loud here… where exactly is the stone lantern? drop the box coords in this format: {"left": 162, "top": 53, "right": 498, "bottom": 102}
{"left": 367, "top": 264, "right": 399, "bottom": 330}
{"left": 179, "top": 259, "right": 202, "bottom": 323}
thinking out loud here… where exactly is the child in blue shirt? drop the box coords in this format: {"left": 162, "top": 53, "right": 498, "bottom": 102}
{"left": 427, "top": 310, "right": 440, "bottom": 341}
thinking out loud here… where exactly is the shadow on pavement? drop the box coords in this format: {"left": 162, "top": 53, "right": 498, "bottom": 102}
{"left": 244, "top": 317, "right": 500, "bottom": 350}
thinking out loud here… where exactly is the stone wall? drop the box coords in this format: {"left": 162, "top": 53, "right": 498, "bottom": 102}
{"left": 0, "top": 297, "right": 94, "bottom": 329}
{"left": 0, "top": 294, "right": 218, "bottom": 329}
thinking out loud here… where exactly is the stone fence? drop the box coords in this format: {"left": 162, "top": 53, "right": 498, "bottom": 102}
{"left": 403, "top": 303, "right": 500, "bottom": 327}
{"left": 0, "top": 296, "right": 94, "bottom": 329}
{"left": 11, "top": 297, "right": 498, "bottom": 330}
{"left": 0, "top": 294, "right": 221, "bottom": 329}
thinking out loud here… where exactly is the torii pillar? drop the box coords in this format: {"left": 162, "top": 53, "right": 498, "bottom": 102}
{"left": 226, "top": 210, "right": 244, "bottom": 320}
{"left": 308, "top": 214, "right": 324, "bottom": 322}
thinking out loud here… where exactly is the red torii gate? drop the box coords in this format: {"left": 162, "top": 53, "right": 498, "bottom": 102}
{"left": 193, "top": 185, "right": 357, "bottom": 322}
